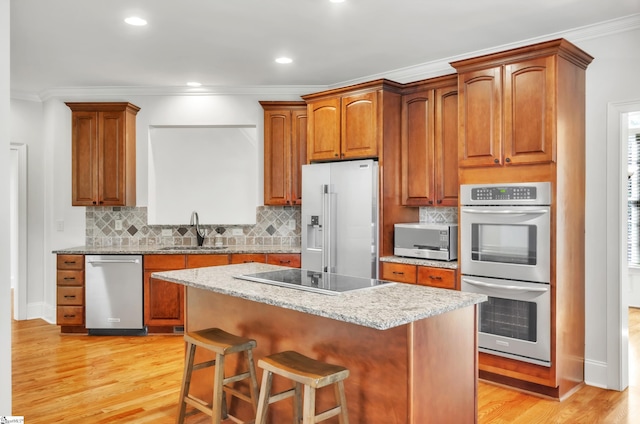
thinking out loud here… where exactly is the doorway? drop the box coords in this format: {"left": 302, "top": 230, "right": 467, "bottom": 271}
{"left": 10, "top": 143, "right": 27, "bottom": 320}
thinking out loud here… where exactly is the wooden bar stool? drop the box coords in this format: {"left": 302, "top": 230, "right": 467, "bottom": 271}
{"left": 176, "top": 328, "right": 259, "bottom": 424}
{"left": 255, "top": 350, "right": 350, "bottom": 424}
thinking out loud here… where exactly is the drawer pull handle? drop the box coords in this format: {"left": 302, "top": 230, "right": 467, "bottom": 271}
{"left": 392, "top": 271, "right": 404, "bottom": 275}
{"left": 64, "top": 261, "right": 77, "bottom": 265}
{"left": 279, "top": 260, "right": 291, "bottom": 264}
{"left": 429, "top": 276, "right": 443, "bottom": 280}
{"left": 63, "top": 314, "right": 76, "bottom": 318}
{"left": 243, "top": 260, "right": 254, "bottom": 263}
{"left": 64, "top": 295, "right": 76, "bottom": 299}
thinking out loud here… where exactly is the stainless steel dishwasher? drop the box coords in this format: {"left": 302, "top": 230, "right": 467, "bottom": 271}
{"left": 85, "top": 254, "right": 146, "bottom": 335}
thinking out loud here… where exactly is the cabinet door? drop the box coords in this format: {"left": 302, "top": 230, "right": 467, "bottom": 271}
{"left": 434, "top": 85, "right": 459, "bottom": 206}
{"left": 186, "top": 254, "right": 230, "bottom": 268}
{"left": 230, "top": 254, "right": 267, "bottom": 264}
{"left": 264, "top": 109, "right": 292, "bottom": 205}
{"left": 504, "top": 56, "right": 556, "bottom": 165}
{"left": 401, "top": 90, "right": 435, "bottom": 206}
{"left": 145, "top": 271, "right": 184, "bottom": 326}
{"left": 291, "top": 110, "right": 307, "bottom": 204}
{"left": 99, "top": 110, "right": 128, "bottom": 205}
{"left": 307, "top": 98, "right": 341, "bottom": 162}
{"left": 341, "top": 91, "right": 378, "bottom": 159}
{"left": 71, "top": 111, "right": 99, "bottom": 206}
{"left": 458, "top": 67, "right": 502, "bottom": 168}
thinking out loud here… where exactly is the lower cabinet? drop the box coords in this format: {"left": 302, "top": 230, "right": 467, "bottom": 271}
{"left": 381, "top": 262, "right": 458, "bottom": 290}
{"left": 144, "top": 253, "right": 302, "bottom": 332}
{"left": 56, "top": 254, "right": 85, "bottom": 332}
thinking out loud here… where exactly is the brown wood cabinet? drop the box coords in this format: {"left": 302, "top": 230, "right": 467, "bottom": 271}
{"left": 455, "top": 52, "right": 560, "bottom": 168}
{"left": 144, "top": 255, "right": 187, "bottom": 329}
{"left": 65, "top": 102, "right": 140, "bottom": 206}
{"left": 303, "top": 80, "right": 404, "bottom": 162}
{"left": 452, "top": 38, "right": 594, "bottom": 399}
{"left": 260, "top": 101, "right": 307, "bottom": 205}
{"left": 401, "top": 75, "right": 459, "bottom": 206}
{"left": 266, "top": 253, "right": 301, "bottom": 268}
{"left": 56, "top": 254, "right": 85, "bottom": 331}
{"left": 380, "top": 261, "right": 457, "bottom": 290}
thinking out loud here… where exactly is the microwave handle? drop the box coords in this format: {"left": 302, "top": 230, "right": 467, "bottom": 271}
{"left": 462, "top": 209, "right": 548, "bottom": 215}
{"left": 462, "top": 278, "right": 548, "bottom": 293}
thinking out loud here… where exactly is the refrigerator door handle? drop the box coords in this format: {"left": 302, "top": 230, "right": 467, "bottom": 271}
{"left": 322, "top": 184, "right": 330, "bottom": 272}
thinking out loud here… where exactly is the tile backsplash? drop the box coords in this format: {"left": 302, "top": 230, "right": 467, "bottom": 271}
{"left": 85, "top": 206, "right": 301, "bottom": 247}
{"left": 419, "top": 206, "right": 458, "bottom": 223}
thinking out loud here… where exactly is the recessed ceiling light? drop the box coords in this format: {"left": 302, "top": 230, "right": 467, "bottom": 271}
{"left": 275, "top": 57, "right": 293, "bottom": 64}
{"left": 125, "top": 17, "right": 147, "bottom": 26}
{"left": 186, "top": 82, "right": 202, "bottom": 87}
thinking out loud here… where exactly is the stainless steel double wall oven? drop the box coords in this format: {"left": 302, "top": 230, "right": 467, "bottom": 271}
{"left": 460, "top": 182, "right": 552, "bottom": 367}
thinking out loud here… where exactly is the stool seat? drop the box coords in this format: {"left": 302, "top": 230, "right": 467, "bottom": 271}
{"left": 259, "top": 350, "right": 349, "bottom": 388}
{"left": 177, "top": 328, "right": 259, "bottom": 424}
{"left": 255, "top": 350, "right": 350, "bottom": 424}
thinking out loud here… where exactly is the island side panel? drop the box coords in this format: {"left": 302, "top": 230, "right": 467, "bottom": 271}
{"left": 410, "top": 305, "right": 478, "bottom": 423}
{"left": 185, "top": 286, "right": 411, "bottom": 423}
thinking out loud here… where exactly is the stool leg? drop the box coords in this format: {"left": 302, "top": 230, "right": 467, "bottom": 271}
{"left": 335, "top": 380, "right": 349, "bottom": 424}
{"left": 246, "top": 349, "right": 260, "bottom": 413}
{"left": 301, "top": 386, "right": 316, "bottom": 424}
{"left": 211, "top": 352, "right": 225, "bottom": 424}
{"left": 255, "top": 370, "right": 273, "bottom": 424}
{"left": 176, "top": 342, "right": 196, "bottom": 424}
{"left": 293, "top": 382, "right": 303, "bottom": 424}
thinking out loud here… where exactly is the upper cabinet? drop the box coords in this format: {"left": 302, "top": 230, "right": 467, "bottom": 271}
{"left": 302, "top": 80, "right": 404, "bottom": 162}
{"left": 452, "top": 41, "right": 592, "bottom": 169}
{"left": 401, "top": 75, "right": 459, "bottom": 206}
{"left": 261, "top": 101, "right": 307, "bottom": 206}
{"left": 66, "top": 102, "right": 140, "bottom": 206}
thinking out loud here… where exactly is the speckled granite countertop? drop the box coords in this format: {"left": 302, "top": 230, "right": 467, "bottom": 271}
{"left": 380, "top": 255, "right": 458, "bottom": 269}
{"left": 152, "top": 263, "right": 485, "bottom": 330}
{"left": 52, "top": 245, "right": 301, "bottom": 255}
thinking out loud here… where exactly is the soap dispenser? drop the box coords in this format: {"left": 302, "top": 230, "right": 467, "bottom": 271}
{"left": 214, "top": 227, "right": 224, "bottom": 247}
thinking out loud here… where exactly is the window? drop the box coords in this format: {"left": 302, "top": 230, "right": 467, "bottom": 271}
{"left": 627, "top": 112, "right": 640, "bottom": 265}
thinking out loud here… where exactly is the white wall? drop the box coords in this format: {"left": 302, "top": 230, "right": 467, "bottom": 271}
{"left": 1, "top": 0, "right": 11, "bottom": 414}
{"left": 9, "top": 21, "right": 640, "bottom": 392}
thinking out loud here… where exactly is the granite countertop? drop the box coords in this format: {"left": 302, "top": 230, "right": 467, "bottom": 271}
{"left": 53, "top": 245, "right": 301, "bottom": 255}
{"left": 380, "top": 255, "right": 458, "bottom": 269}
{"left": 152, "top": 263, "right": 485, "bottom": 330}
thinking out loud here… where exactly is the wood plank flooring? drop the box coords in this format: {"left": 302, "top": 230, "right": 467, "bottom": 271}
{"left": 11, "top": 309, "right": 640, "bottom": 423}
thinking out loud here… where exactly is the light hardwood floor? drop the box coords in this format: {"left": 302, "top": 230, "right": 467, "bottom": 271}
{"left": 11, "top": 309, "right": 640, "bottom": 423}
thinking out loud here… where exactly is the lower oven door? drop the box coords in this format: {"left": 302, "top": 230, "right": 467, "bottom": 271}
{"left": 461, "top": 275, "right": 551, "bottom": 367}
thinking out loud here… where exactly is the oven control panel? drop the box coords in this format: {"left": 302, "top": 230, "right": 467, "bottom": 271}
{"left": 471, "top": 186, "right": 537, "bottom": 201}
{"left": 460, "top": 182, "right": 551, "bottom": 205}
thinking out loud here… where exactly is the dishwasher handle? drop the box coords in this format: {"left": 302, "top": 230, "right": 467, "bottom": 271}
{"left": 87, "top": 258, "right": 141, "bottom": 265}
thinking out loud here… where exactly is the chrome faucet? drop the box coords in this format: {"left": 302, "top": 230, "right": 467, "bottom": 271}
{"left": 190, "top": 211, "right": 206, "bottom": 246}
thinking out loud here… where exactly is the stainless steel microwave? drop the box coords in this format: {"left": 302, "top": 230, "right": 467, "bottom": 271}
{"left": 394, "top": 223, "right": 458, "bottom": 261}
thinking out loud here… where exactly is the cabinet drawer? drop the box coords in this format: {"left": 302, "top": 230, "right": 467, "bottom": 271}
{"left": 186, "top": 254, "right": 230, "bottom": 268}
{"left": 266, "top": 254, "right": 301, "bottom": 268}
{"left": 57, "top": 254, "right": 84, "bottom": 270}
{"left": 57, "top": 270, "right": 84, "bottom": 286}
{"left": 417, "top": 267, "right": 457, "bottom": 290}
{"left": 380, "top": 262, "right": 417, "bottom": 284}
{"left": 144, "top": 254, "right": 186, "bottom": 270}
{"left": 231, "top": 254, "right": 267, "bottom": 264}
{"left": 57, "top": 287, "right": 84, "bottom": 306}
{"left": 57, "top": 306, "right": 84, "bottom": 326}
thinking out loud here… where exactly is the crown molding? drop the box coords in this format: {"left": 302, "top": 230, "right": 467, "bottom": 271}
{"left": 12, "top": 13, "right": 640, "bottom": 102}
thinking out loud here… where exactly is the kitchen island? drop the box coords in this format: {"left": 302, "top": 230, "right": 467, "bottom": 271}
{"left": 152, "top": 263, "right": 486, "bottom": 423}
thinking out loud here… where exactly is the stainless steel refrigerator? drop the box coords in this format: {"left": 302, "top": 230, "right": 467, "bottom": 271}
{"left": 301, "top": 159, "right": 379, "bottom": 279}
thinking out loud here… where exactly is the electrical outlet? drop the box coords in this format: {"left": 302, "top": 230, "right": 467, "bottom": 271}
{"left": 115, "top": 220, "right": 123, "bottom": 231}
{"left": 56, "top": 220, "right": 64, "bottom": 232}
{"left": 287, "top": 219, "right": 296, "bottom": 230}
{"left": 231, "top": 228, "right": 243, "bottom": 236}
{"left": 161, "top": 229, "right": 172, "bottom": 237}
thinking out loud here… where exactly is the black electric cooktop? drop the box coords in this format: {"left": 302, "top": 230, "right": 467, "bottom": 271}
{"left": 234, "top": 269, "right": 394, "bottom": 296}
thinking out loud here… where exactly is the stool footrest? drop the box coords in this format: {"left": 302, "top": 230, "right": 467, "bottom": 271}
{"left": 223, "top": 371, "right": 251, "bottom": 385}
{"left": 184, "top": 395, "right": 213, "bottom": 415}
{"left": 192, "top": 359, "right": 216, "bottom": 371}
{"left": 315, "top": 405, "right": 343, "bottom": 422}
{"left": 224, "top": 386, "right": 253, "bottom": 404}
{"left": 268, "top": 387, "right": 296, "bottom": 404}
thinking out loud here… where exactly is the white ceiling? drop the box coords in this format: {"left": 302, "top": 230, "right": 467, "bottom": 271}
{"left": 10, "top": 0, "right": 640, "bottom": 96}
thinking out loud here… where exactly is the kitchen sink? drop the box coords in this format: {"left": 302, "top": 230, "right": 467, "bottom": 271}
{"left": 159, "top": 246, "right": 228, "bottom": 251}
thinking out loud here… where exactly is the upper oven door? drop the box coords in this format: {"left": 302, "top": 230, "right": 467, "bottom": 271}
{"left": 460, "top": 205, "right": 550, "bottom": 283}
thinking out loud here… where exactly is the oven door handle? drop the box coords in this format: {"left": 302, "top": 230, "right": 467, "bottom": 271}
{"left": 462, "top": 209, "right": 548, "bottom": 215}
{"left": 462, "top": 278, "right": 548, "bottom": 293}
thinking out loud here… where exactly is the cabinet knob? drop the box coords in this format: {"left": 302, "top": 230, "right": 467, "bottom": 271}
{"left": 494, "top": 159, "right": 499, "bottom": 164}
{"left": 505, "top": 157, "right": 511, "bottom": 163}
{"left": 92, "top": 201, "right": 97, "bottom": 205}
{"left": 437, "top": 200, "right": 442, "bottom": 204}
